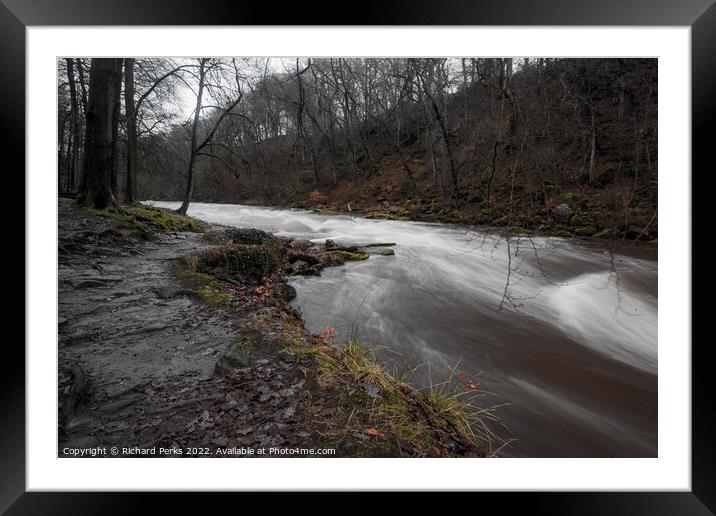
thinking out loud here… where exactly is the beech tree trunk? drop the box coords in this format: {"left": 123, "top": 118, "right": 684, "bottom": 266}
{"left": 78, "top": 58, "right": 123, "bottom": 209}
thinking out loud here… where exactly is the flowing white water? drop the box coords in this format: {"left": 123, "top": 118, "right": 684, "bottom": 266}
{"left": 153, "top": 201, "right": 658, "bottom": 457}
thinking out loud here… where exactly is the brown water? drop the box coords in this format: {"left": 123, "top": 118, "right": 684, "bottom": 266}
{"left": 155, "top": 202, "right": 658, "bottom": 457}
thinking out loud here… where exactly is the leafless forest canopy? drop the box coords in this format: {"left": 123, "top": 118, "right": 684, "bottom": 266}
{"left": 58, "top": 57, "right": 657, "bottom": 236}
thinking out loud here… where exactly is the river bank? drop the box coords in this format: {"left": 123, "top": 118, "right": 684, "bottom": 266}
{"left": 183, "top": 192, "right": 657, "bottom": 247}
{"left": 309, "top": 199, "right": 657, "bottom": 245}
{"left": 58, "top": 200, "right": 501, "bottom": 458}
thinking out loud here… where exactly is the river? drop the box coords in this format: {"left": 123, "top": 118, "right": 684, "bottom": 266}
{"left": 153, "top": 201, "right": 658, "bottom": 458}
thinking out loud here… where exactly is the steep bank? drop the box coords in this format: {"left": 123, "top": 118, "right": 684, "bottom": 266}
{"left": 58, "top": 201, "right": 503, "bottom": 457}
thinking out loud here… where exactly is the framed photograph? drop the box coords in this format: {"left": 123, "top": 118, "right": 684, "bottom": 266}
{"left": 7, "top": 0, "right": 711, "bottom": 511}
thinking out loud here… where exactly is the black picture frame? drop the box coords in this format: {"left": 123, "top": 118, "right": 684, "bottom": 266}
{"left": 5, "top": 0, "right": 712, "bottom": 512}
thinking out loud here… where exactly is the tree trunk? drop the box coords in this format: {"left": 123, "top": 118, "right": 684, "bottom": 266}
{"left": 58, "top": 113, "right": 67, "bottom": 191}
{"left": 178, "top": 59, "right": 207, "bottom": 215}
{"left": 124, "top": 58, "right": 138, "bottom": 204}
{"left": 110, "top": 60, "right": 123, "bottom": 199}
{"left": 65, "top": 58, "right": 80, "bottom": 192}
{"left": 589, "top": 106, "right": 597, "bottom": 183}
{"left": 76, "top": 59, "right": 88, "bottom": 114}
{"left": 428, "top": 91, "right": 460, "bottom": 198}
{"left": 77, "top": 58, "right": 123, "bottom": 209}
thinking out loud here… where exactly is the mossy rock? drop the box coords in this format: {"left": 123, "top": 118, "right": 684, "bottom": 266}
{"left": 226, "top": 227, "right": 274, "bottom": 245}
{"left": 330, "top": 250, "right": 369, "bottom": 261}
{"left": 214, "top": 336, "right": 257, "bottom": 375}
{"left": 574, "top": 225, "right": 598, "bottom": 237}
{"left": 569, "top": 213, "right": 594, "bottom": 227}
{"left": 288, "top": 252, "right": 320, "bottom": 266}
{"left": 191, "top": 245, "right": 279, "bottom": 283}
{"left": 132, "top": 206, "right": 202, "bottom": 232}
{"left": 593, "top": 228, "right": 614, "bottom": 239}
{"left": 507, "top": 226, "right": 530, "bottom": 234}
{"left": 322, "top": 252, "right": 347, "bottom": 267}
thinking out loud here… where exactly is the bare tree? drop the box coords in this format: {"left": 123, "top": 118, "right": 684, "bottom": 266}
{"left": 177, "top": 58, "right": 244, "bottom": 215}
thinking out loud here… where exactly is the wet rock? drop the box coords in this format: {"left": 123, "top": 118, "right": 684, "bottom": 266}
{"left": 152, "top": 286, "right": 175, "bottom": 300}
{"left": 292, "top": 260, "right": 309, "bottom": 274}
{"left": 110, "top": 290, "right": 134, "bottom": 298}
{"left": 553, "top": 203, "right": 573, "bottom": 223}
{"left": 369, "top": 248, "right": 395, "bottom": 256}
{"left": 118, "top": 323, "right": 169, "bottom": 337}
{"left": 215, "top": 336, "right": 258, "bottom": 375}
{"left": 274, "top": 282, "right": 297, "bottom": 301}
{"left": 68, "top": 275, "right": 124, "bottom": 288}
{"left": 388, "top": 206, "right": 401, "bottom": 214}
{"left": 288, "top": 253, "right": 320, "bottom": 266}
{"left": 64, "top": 330, "right": 97, "bottom": 346}
{"left": 99, "top": 397, "right": 136, "bottom": 414}
{"left": 325, "top": 239, "right": 337, "bottom": 250}
{"left": 359, "top": 242, "right": 396, "bottom": 248}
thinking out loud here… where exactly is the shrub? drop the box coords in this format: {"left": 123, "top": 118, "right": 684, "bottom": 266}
{"left": 309, "top": 190, "right": 329, "bottom": 205}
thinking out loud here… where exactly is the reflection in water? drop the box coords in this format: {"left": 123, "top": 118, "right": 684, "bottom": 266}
{"left": 153, "top": 201, "right": 658, "bottom": 457}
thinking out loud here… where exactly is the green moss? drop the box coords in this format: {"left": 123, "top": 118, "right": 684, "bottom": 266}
{"left": 197, "top": 285, "right": 231, "bottom": 305}
{"left": 329, "top": 250, "right": 369, "bottom": 261}
{"left": 574, "top": 225, "right": 598, "bottom": 237}
{"left": 88, "top": 205, "right": 126, "bottom": 219}
{"left": 178, "top": 267, "right": 230, "bottom": 305}
{"left": 507, "top": 226, "right": 530, "bottom": 234}
{"left": 131, "top": 205, "right": 202, "bottom": 233}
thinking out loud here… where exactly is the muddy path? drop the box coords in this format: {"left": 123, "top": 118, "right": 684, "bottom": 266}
{"left": 58, "top": 205, "right": 319, "bottom": 456}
